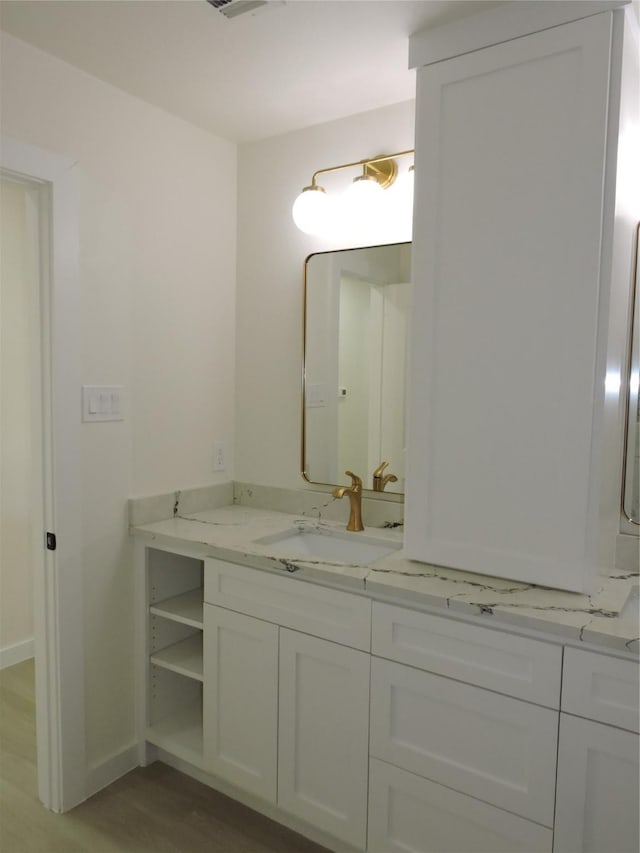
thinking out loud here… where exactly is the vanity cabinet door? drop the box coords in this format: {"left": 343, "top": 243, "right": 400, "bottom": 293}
{"left": 202, "top": 604, "right": 278, "bottom": 802}
{"left": 370, "top": 657, "right": 558, "bottom": 826}
{"left": 368, "top": 758, "right": 553, "bottom": 853}
{"left": 554, "top": 714, "right": 640, "bottom": 853}
{"left": 277, "top": 628, "right": 370, "bottom": 850}
{"left": 561, "top": 646, "right": 639, "bottom": 732}
{"left": 405, "top": 11, "right": 617, "bottom": 591}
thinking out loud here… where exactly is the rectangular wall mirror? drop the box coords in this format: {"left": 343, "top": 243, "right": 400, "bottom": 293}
{"left": 302, "top": 242, "right": 411, "bottom": 495}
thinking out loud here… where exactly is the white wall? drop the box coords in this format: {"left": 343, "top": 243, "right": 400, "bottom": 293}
{"left": 0, "top": 179, "right": 34, "bottom": 661}
{"left": 0, "top": 32, "right": 237, "bottom": 769}
{"left": 236, "top": 101, "right": 415, "bottom": 490}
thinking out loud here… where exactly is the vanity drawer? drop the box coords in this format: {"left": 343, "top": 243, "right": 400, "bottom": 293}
{"left": 370, "top": 657, "right": 558, "bottom": 826}
{"left": 368, "top": 759, "right": 553, "bottom": 853}
{"left": 562, "top": 647, "right": 639, "bottom": 732}
{"left": 204, "top": 558, "right": 371, "bottom": 651}
{"left": 372, "top": 602, "right": 561, "bottom": 707}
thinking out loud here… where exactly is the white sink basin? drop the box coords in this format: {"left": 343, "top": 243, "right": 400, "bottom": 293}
{"left": 620, "top": 584, "right": 639, "bottom": 624}
{"left": 254, "top": 527, "right": 401, "bottom": 565}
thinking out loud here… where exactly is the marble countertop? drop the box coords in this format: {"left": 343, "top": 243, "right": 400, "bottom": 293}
{"left": 132, "top": 504, "right": 639, "bottom": 656}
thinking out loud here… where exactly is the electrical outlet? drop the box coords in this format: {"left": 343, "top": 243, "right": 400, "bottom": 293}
{"left": 213, "top": 441, "right": 225, "bottom": 472}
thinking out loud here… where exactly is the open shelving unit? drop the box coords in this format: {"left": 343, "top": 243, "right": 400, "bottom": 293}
{"left": 151, "top": 633, "right": 203, "bottom": 681}
{"left": 150, "top": 588, "right": 204, "bottom": 628}
{"left": 145, "top": 548, "right": 205, "bottom": 768}
{"left": 147, "top": 665, "right": 204, "bottom": 767}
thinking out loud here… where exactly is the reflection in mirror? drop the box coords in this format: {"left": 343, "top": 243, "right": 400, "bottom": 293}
{"left": 302, "top": 243, "right": 411, "bottom": 494}
{"left": 623, "top": 223, "right": 639, "bottom": 524}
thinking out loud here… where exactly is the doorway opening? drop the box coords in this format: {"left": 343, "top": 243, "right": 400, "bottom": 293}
{"left": 1, "top": 139, "right": 85, "bottom": 813}
{"left": 1, "top": 175, "right": 38, "bottom": 671}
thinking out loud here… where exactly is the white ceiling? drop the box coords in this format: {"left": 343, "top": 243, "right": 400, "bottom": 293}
{"left": 0, "top": 0, "right": 502, "bottom": 142}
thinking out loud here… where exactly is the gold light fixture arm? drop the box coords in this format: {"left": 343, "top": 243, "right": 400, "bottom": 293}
{"left": 310, "top": 149, "right": 414, "bottom": 190}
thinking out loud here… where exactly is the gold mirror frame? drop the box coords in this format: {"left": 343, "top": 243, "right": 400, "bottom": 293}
{"left": 622, "top": 221, "right": 640, "bottom": 525}
{"left": 301, "top": 242, "right": 411, "bottom": 496}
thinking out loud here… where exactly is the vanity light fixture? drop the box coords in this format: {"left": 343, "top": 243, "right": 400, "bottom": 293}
{"left": 292, "top": 149, "right": 415, "bottom": 235}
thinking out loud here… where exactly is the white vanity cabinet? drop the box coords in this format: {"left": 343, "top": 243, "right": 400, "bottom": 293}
{"left": 368, "top": 603, "right": 561, "bottom": 853}
{"left": 554, "top": 648, "right": 639, "bottom": 853}
{"left": 137, "top": 540, "right": 638, "bottom": 853}
{"left": 405, "top": 3, "right": 639, "bottom": 591}
{"left": 202, "top": 558, "right": 371, "bottom": 850}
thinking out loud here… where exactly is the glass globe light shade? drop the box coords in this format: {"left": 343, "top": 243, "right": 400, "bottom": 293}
{"left": 403, "top": 165, "right": 415, "bottom": 198}
{"left": 342, "top": 174, "right": 384, "bottom": 230}
{"left": 292, "top": 185, "right": 330, "bottom": 235}
{"left": 346, "top": 174, "right": 383, "bottom": 206}
{"left": 395, "top": 164, "right": 415, "bottom": 211}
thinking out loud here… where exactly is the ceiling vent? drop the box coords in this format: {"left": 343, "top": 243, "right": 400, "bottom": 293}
{"left": 206, "top": 0, "right": 282, "bottom": 20}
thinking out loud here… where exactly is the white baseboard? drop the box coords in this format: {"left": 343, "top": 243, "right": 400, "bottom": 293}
{"left": 0, "top": 638, "right": 35, "bottom": 669}
{"left": 85, "top": 743, "right": 139, "bottom": 800}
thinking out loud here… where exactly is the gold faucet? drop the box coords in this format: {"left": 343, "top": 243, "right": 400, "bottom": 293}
{"left": 332, "top": 471, "right": 364, "bottom": 531}
{"left": 373, "top": 461, "right": 398, "bottom": 492}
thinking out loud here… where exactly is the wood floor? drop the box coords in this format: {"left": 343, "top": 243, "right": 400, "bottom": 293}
{"left": 0, "top": 659, "right": 329, "bottom": 853}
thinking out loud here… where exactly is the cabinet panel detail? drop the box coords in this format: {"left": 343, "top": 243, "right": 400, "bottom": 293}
{"left": 278, "top": 629, "right": 370, "bottom": 848}
{"left": 554, "top": 714, "right": 639, "bottom": 853}
{"left": 562, "top": 647, "right": 639, "bottom": 732}
{"left": 204, "top": 558, "right": 371, "bottom": 650}
{"left": 368, "top": 758, "right": 553, "bottom": 853}
{"left": 372, "top": 602, "right": 561, "bottom": 707}
{"left": 203, "top": 605, "right": 278, "bottom": 802}
{"left": 370, "top": 657, "right": 558, "bottom": 826}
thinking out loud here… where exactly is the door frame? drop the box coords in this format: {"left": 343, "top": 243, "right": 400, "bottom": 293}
{"left": 1, "top": 136, "right": 86, "bottom": 812}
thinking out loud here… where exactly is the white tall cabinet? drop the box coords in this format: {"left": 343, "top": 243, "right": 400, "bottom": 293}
{"left": 405, "top": 2, "right": 639, "bottom": 592}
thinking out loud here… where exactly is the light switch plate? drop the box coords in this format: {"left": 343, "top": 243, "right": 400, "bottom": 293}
{"left": 82, "top": 386, "right": 124, "bottom": 422}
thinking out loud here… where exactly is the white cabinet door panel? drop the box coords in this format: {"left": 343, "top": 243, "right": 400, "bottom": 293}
{"left": 372, "top": 601, "right": 562, "bottom": 707}
{"left": 554, "top": 714, "right": 640, "bottom": 853}
{"left": 278, "top": 629, "right": 370, "bottom": 849}
{"left": 203, "top": 605, "right": 278, "bottom": 801}
{"left": 368, "top": 758, "right": 553, "bottom": 853}
{"left": 370, "top": 657, "right": 558, "bottom": 826}
{"left": 405, "top": 12, "right": 614, "bottom": 591}
{"left": 562, "top": 647, "right": 639, "bottom": 732}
